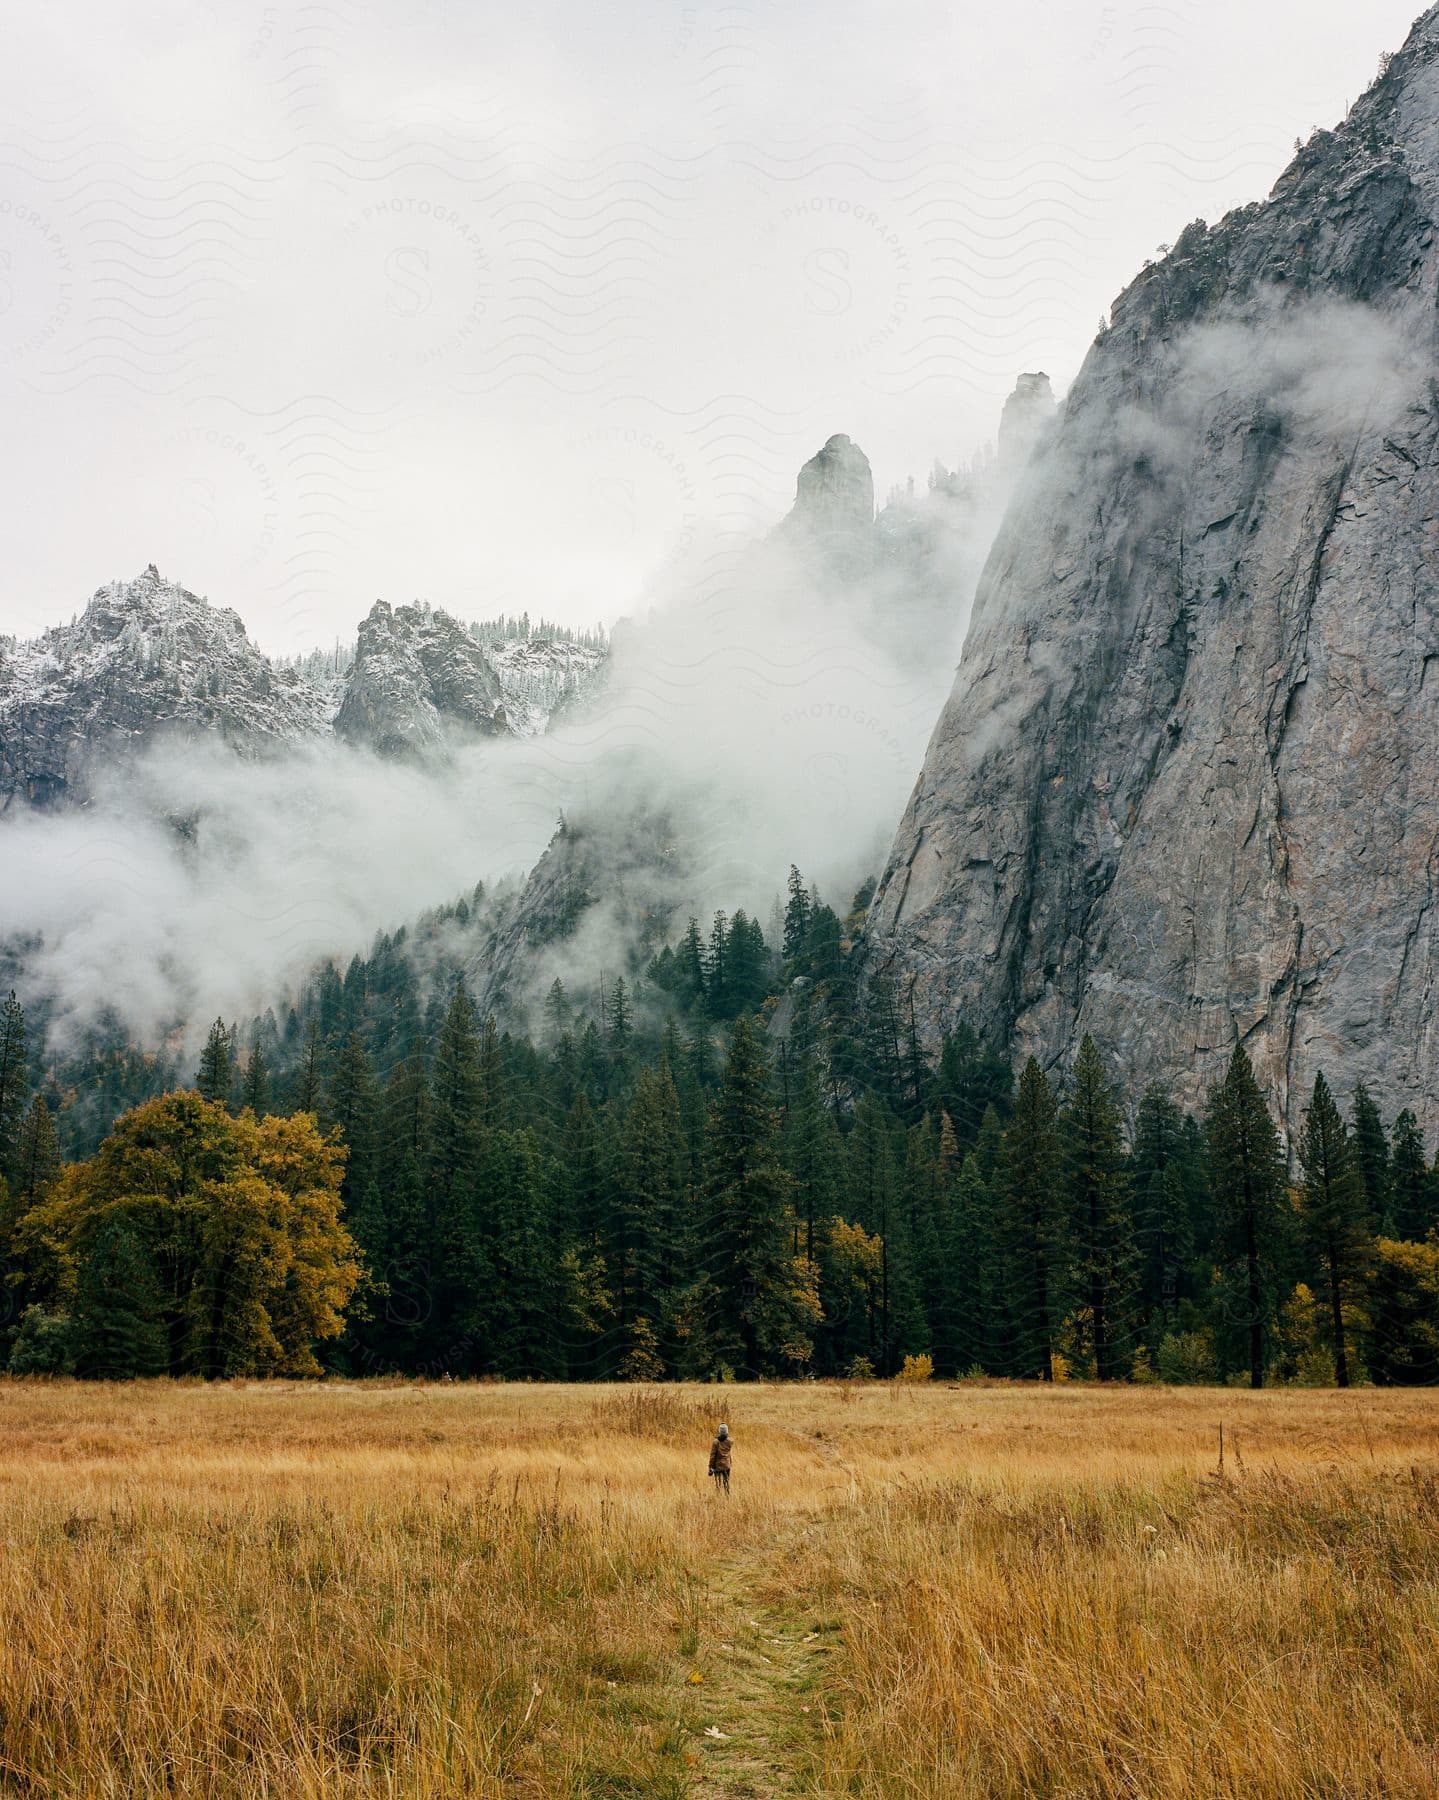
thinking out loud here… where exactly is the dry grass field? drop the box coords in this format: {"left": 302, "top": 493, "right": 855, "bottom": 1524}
{"left": 0, "top": 1380, "right": 1437, "bottom": 1797}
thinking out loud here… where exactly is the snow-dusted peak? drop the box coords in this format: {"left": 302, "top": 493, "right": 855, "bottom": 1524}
{"left": 0, "top": 567, "right": 332, "bottom": 807}
{"left": 333, "top": 598, "right": 507, "bottom": 758}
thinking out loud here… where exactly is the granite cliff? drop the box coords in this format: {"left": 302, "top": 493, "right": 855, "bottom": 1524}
{"left": 866, "top": 5, "right": 1439, "bottom": 1132}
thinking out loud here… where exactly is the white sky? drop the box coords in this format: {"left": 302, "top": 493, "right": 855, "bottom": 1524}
{"left": 0, "top": 0, "right": 1422, "bottom": 653}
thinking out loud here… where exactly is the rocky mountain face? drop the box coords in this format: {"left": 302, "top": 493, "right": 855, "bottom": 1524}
{"left": 1, "top": 574, "right": 607, "bottom": 805}
{"left": 0, "top": 566, "right": 332, "bottom": 808}
{"left": 334, "top": 601, "right": 506, "bottom": 757}
{"left": 865, "top": 4, "right": 1439, "bottom": 1133}
{"left": 485, "top": 633, "right": 608, "bottom": 738}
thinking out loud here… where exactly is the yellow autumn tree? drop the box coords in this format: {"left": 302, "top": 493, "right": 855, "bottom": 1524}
{"left": 15, "top": 1092, "right": 360, "bottom": 1377}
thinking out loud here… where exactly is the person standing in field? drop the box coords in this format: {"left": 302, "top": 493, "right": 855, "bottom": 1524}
{"left": 708, "top": 1423, "right": 732, "bottom": 1494}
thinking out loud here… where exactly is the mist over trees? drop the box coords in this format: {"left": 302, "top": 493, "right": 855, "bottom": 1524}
{"left": 2, "top": 867, "right": 1439, "bottom": 1383}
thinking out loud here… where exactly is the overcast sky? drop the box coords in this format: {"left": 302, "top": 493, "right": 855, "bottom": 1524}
{"left": 0, "top": 0, "right": 1421, "bottom": 652}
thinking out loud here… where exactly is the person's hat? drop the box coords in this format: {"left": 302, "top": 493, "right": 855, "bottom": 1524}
{"left": 717, "top": 1423, "right": 729, "bottom": 1438}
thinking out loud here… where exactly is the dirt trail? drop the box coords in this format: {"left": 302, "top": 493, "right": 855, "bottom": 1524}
{"left": 683, "top": 1514, "right": 837, "bottom": 1798}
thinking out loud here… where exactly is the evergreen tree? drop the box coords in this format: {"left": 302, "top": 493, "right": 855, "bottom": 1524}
{"left": 725, "top": 912, "right": 770, "bottom": 1014}
{"left": 1297, "top": 1072, "right": 1373, "bottom": 1388}
{"left": 857, "top": 973, "right": 906, "bottom": 1110}
{"left": 1388, "top": 1110, "right": 1433, "bottom": 1241}
{"left": 974, "top": 1104, "right": 1005, "bottom": 1187}
{"left": 1130, "top": 1085, "right": 1195, "bottom": 1332}
{"left": 12, "top": 1096, "right": 60, "bottom": 1210}
{"left": 705, "top": 912, "right": 730, "bottom": 1019}
{"left": 544, "top": 978, "right": 572, "bottom": 1042}
{"left": 292, "top": 1016, "right": 323, "bottom": 1114}
{"left": 611, "top": 1064, "right": 686, "bottom": 1361}
{"left": 936, "top": 1151, "right": 995, "bottom": 1375}
{"left": 0, "top": 991, "right": 28, "bottom": 1180}
{"left": 698, "top": 1018, "right": 814, "bottom": 1375}
{"left": 1205, "top": 1046, "right": 1288, "bottom": 1388}
{"left": 846, "top": 1094, "right": 926, "bottom": 1371}
{"left": 424, "top": 982, "right": 486, "bottom": 1368}
{"left": 1351, "top": 1084, "right": 1390, "bottom": 1231}
{"left": 476, "top": 1128, "right": 561, "bottom": 1376}
{"left": 783, "top": 865, "right": 813, "bottom": 959}
{"left": 197, "top": 1018, "right": 234, "bottom": 1108}
{"left": 1366, "top": 1239, "right": 1439, "bottom": 1385}
{"left": 935, "top": 1022, "right": 1014, "bottom": 1147}
{"left": 72, "top": 1219, "right": 167, "bottom": 1379}
{"left": 607, "top": 977, "right": 634, "bottom": 1058}
{"left": 800, "top": 905, "right": 844, "bottom": 985}
{"left": 368, "top": 1048, "right": 431, "bottom": 1367}
{"left": 326, "top": 1033, "right": 381, "bottom": 1251}
{"left": 676, "top": 919, "right": 707, "bottom": 1012}
{"left": 998, "top": 1059, "right": 1064, "bottom": 1379}
{"left": 782, "top": 1000, "right": 841, "bottom": 1268}
{"left": 1062, "top": 1036, "right": 1136, "bottom": 1380}
{"left": 241, "top": 1030, "right": 271, "bottom": 1116}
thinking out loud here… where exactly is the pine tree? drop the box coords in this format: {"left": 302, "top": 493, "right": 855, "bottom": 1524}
{"left": 975, "top": 1103, "right": 1004, "bottom": 1187}
{"left": 425, "top": 982, "right": 486, "bottom": 1366}
{"left": 293, "top": 1016, "right": 323, "bottom": 1114}
{"left": 478, "top": 1014, "right": 504, "bottom": 1130}
{"left": 782, "top": 999, "right": 841, "bottom": 1268}
{"left": 801, "top": 904, "right": 844, "bottom": 985}
{"left": 676, "top": 919, "right": 707, "bottom": 1012}
{"left": 1205, "top": 1046, "right": 1288, "bottom": 1389}
{"left": 1351, "top": 1084, "right": 1390, "bottom": 1231}
{"left": 857, "top": 974, "right": 906, "bottom": 1110}
{"left": 1130, "top": 1085, "right": 1194, "bottom": 1331}
{"left": 241, "top": 1031, "right": 271, "bottom": 1116}
{"left": 327, "top": 1033, "right": 381, "bottom": 1250}
{"left": 611, "top": 1064, "right": 686, "bottom": 1361}
{"left": 725, "top": 912, "right": 770, "bottom": 1013}
{"left": 0, "top": 991, "right": 28, "bottom": 1181}
{"left": 197, "top": 1018, "right": 234, "bottom": 1108}
{"left": 544, "top": 978, "right": 572, "bottom": 1041}
{"left": 1297, "top": 1072, "right": 1373, "bottom": 1388}
{"left": 1062, "top": 1036, "right": 1136, "bottom": 1379}
{"left": 12, "top": 1096, "right": 60, "bottom": 1210}
{"left": 1388, "top": 1110, "right": 1433, "bottom": 1241}
{"left": 703, "top": 911, "right": 730, "bottom": 1019}
{"left": 72, "top": 1220, "right": 167, "bottom": 1379}
{"left": 846, "top": 1096, "right": 927, "bottom": 1371}
{"left": 607, "top": 977, "right": 634, "bottom": 1057}
{"left": 998, "top": 1059, "right": 1064, "bottom": 1380}
{"left": 370, "top": 1048, "right": 431, "bottom": 1367}
{"left": 935, "top": 1022, "right": 1013, "bottom": 1147}
{"left": 936, "top": 1152, "right": 995, "bottom": 1374}
{"left": 476, "top": 1128, "right": 561, "bottom": 1377}
{"left": 783, "top": 865, "right": 813, "bottom": 959}
{"left": 699, "top": 1017, "right": 813, "bottom": 1375}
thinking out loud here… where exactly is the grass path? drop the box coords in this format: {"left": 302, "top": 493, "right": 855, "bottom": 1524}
{"left": 682, "top": 1511, "right": 838, "bottom": 1797}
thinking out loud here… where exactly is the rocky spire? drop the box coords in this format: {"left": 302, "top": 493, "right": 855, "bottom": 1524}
{"left": 997, "top": 372, "right": 1054, "bottom": 471}
{"left": 781, "top": 433, "right": 875, "bottom": 565}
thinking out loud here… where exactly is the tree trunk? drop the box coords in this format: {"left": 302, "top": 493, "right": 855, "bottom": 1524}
{"left": 1327, "top": 1230, "right": 1350, "bottom": 1387}
{"left": 1244, "top": 1197, "right": 1263, "bottom": 1389}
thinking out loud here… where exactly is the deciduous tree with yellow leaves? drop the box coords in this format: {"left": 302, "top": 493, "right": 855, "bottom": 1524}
{"left": 13, "top": 1092, "right": 360, "bottom": 1378}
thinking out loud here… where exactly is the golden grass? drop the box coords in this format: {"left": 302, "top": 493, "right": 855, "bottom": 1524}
{"left": 0, "top": 1380, "right": 1436, "bottom": 1795}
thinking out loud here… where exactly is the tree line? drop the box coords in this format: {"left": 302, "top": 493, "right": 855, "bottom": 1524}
{"left": 2, "top": 864, "right": 1438, "bottom": 1383}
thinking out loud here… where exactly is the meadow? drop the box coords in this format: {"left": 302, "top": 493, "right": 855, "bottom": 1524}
{"left": 0, "top": 1380, "right": 1437, "bottom": 1797}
